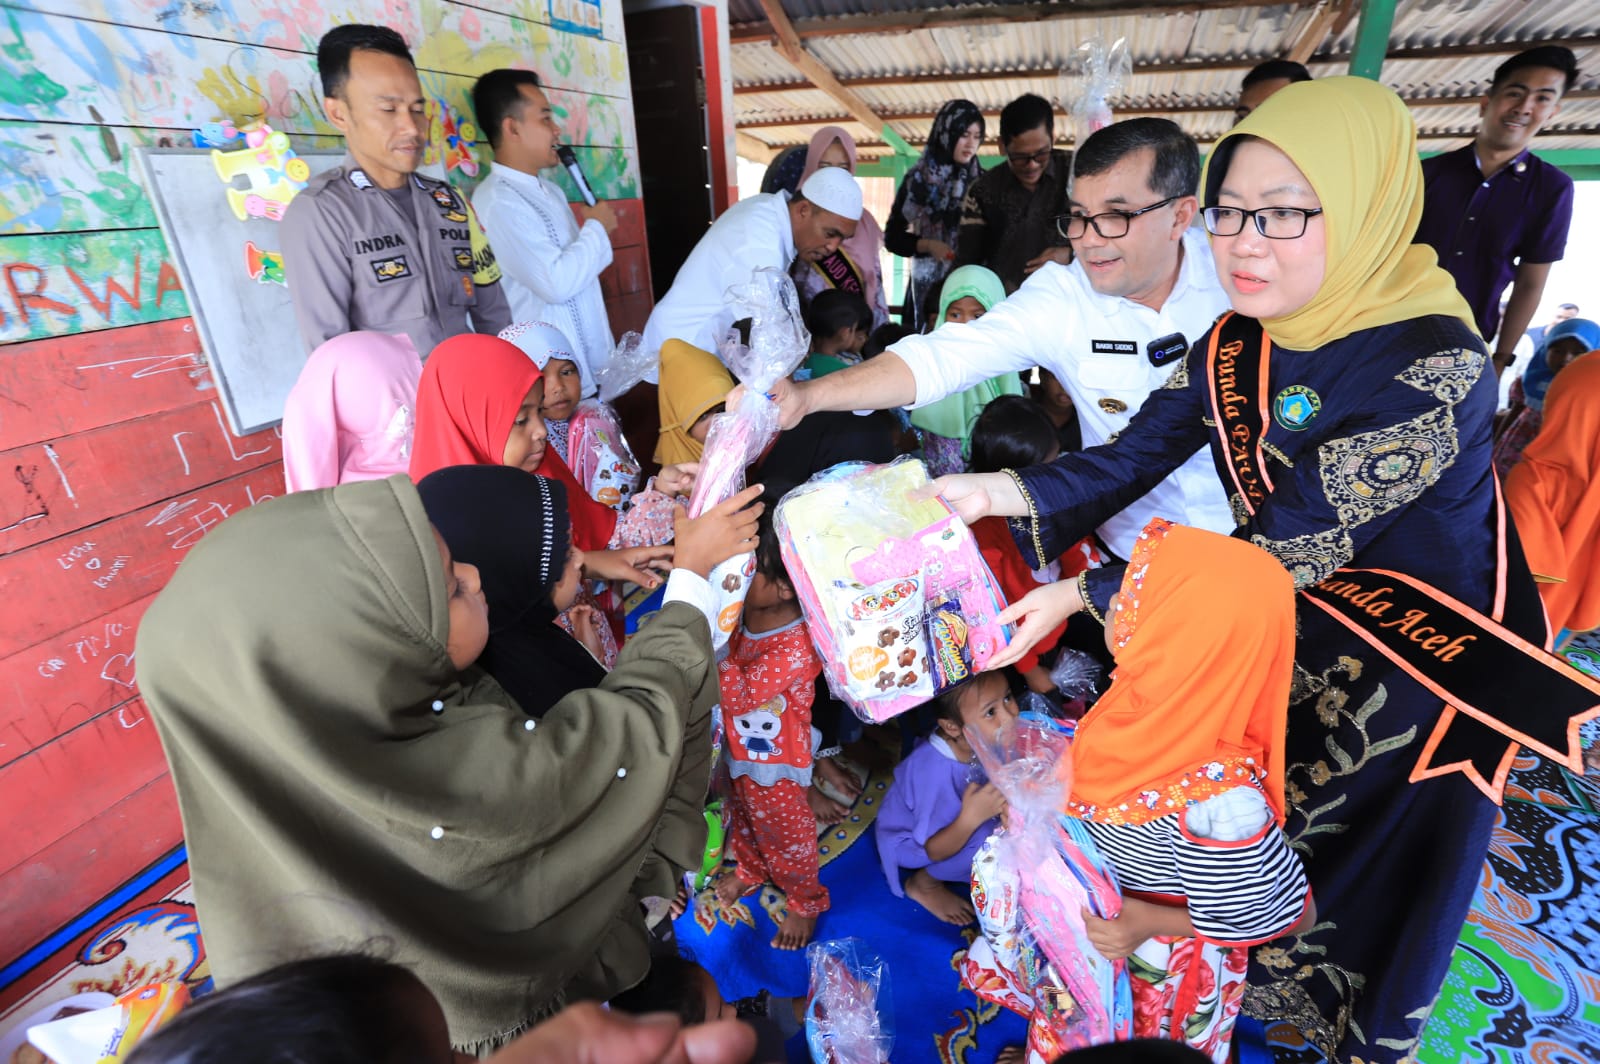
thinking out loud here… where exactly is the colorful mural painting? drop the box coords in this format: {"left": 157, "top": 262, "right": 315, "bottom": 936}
{"left": 0, "top": 0, "right": 640, "bottom": 246}
{"left": 0, "top": 229, "right": 189, "bottom": 343}
{"left": 0, "top": 0, "right": 649, "bottom": 1026}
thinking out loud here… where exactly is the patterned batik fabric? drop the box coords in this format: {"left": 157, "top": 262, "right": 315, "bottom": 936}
{"left": 1010, "top": 314, "right": 1522, "bottom": 1062}
{"left": 1244, "top": 611, "right": 1499, "bottom": 1064}
{"left": 724, "top": 775, "right": 829, "bottom": 917}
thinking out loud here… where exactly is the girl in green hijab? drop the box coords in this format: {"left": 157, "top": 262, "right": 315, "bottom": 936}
{"left": 909, "top": 264, "right": 1025, "bottom": 476}
{"left": 136, "top": 473, "right": 761, "bottom": 1055}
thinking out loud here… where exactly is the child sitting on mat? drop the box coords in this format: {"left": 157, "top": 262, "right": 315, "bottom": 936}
{"left": 874, "top": 669, "right": 1018, "bottom": 924}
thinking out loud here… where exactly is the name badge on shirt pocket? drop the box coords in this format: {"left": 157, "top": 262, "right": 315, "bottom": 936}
{"left": 1090, "top": 339, "right": 1138, "bottom": 355}
{"left": 1079, "top": 353, "right": 1141, "bottom": 391}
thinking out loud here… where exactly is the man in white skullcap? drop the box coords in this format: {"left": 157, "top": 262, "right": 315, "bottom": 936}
{"left": 643, "top": 166, "right": 861, "bottom": 363}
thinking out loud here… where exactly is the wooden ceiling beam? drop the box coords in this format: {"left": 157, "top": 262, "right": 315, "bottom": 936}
{"left": 1286, "top": 0, "right": 1357, "bottom": 65}
{"left": 737, "top": 88, "right": 1600, "bottom": 131}
{"left": 735, "top": 131, "right": 780, "bottom": 163}
{"left": 753, "top": 0, "right": 894, "bottom": 147}
{"left": 733, "top": 36, "right": 1600, "bottom": 95}
{"left": 730, "top": 0, "right": 1304, "bottom": 46}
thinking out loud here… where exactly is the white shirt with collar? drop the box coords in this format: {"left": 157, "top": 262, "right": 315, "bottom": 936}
{"left": 642, "top": 192, "right": 797, "bottom": 368}
{"left": 472, "top": 162, "right": 613, "bottom": 396}
{"left": 896, "top": 226, "right": 1234, "bottom": 558}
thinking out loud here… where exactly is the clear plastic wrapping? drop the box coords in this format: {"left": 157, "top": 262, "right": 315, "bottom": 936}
{"left": 963, "top": 716, "right": 1132, "bottom": 1050}
{"left": 688, "top": 267, "right": 811, "bottom": 647}
{"left": 804, "top": 938, "right": 893, "bottom": 1064}
{"left": 568, "top": 399, "right": 641, "bottom": 509}
{"left": 1049, "top": 648, "right": 1106, "bottom": 703}
{"left": 1068, "top": 38, "right": 1132, "bottom": 190}
{"left": 593, "top": 331, "right": 654, "bottom": 403}
{"left": 775, "top": 457, "right": 1012, "bottom": 722}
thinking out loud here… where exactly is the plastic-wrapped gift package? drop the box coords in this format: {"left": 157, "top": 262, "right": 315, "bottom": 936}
{"left": 568, "top": 399, "right": 641, "bottom": 509}
{"left": 592, "top": 330, "right": 653, "bottom": 403}
{"left": 1066, "top": 37, "right": 1132, "bottom": 184}
{"left": 804, "top": 938, "right": 893, "bottom": 1064}
{"left": 687, "top": 266, "right": 811, "bottom": 647}
{"left": 960, "top": 715, "right": 1132, "bottom": 1054}
{"left": 776, "top": 457, "right": 1011, "bottom": 722}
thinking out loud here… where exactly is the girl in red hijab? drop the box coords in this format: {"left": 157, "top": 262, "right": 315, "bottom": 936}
{"left": 410, "top": 335, "right": 691, "bottom": 653}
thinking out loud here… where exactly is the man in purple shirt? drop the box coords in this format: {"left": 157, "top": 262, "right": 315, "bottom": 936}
{"left": 1415, "top": 45, "right": 1578, "bottom": 377}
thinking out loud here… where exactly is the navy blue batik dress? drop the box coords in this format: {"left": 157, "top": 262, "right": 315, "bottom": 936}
{"left": 1006, "top": 312, "right": 1524, "bottom": 1063}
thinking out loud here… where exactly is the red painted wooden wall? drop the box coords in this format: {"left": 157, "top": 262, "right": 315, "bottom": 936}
{"left": 0, "top": 223, "right": 650, "bottom": 970}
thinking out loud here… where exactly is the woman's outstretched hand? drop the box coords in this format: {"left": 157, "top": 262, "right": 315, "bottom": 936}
{"left": 984, "top": 579, "right": 1085, "bottom": 671}
{"left": 913, "top": 473, "right": 993, "bottom": 525}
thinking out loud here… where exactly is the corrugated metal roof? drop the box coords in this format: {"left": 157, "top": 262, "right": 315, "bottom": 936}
{"left": 731, "top": 0, "right": 1600, "bottom": 157}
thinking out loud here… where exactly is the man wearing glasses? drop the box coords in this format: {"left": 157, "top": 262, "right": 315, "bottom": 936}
{"left": 758, "top": 118, "right": 1237, "bottom": 562}
{"left": 954, "top": 93, "right": 1074, "bottom": 293}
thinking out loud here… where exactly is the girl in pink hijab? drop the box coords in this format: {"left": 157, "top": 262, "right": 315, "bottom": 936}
{"left": 281, "top": 332, "right": 422, "bottom": 492}
{"left": 790, "top": 126, "right": 890, "bottom": 329}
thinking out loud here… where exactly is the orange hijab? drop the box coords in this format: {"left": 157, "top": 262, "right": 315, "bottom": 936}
{"left": 1069, "top": 520, "right": 1297, "bottom": 822}
{"left": 1506, "top": 349, "right": 1600, "bottom": 634}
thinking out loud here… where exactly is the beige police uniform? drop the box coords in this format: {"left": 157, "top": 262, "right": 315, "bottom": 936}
{"left": 282, "top": 155, "right": 512, "bottom": 359}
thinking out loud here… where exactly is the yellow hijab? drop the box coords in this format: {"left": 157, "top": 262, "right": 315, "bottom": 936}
{"left": 1202, "top": 76, "right": 1476, "bottom": 351}
{"left": 656, "top": 339, "right": 735, "bottom": 465}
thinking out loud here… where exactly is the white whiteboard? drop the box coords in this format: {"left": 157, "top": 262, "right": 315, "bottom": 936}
{"left": 138, "top": 145, "right": 345, "bottom": 436}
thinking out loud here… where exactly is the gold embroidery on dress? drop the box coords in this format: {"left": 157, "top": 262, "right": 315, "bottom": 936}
{"left": 1251, "top": 527, "right": 1354, "bottom": 587}
{"left": 1393, "top": 348, "right": 1488, "bottom": 406}
{"left": 1243, "top": 973, "right": 1342, "bottom": 1061}
{"left": 1262, "top": 439, "right": 1295, "bottom": 468}
{"left": 1202, "top": 414, "right": 1218, "bottom": 427}
{"left": 1161, "top": 358, "right": 1190, "bottom": 390}
{"left": 1229, "top": 492, "right": 1251, "bottom": 527}
{"left": 1317, "top": 406, "right": 1459, "bottom": 527}
{"left": 1002, "top": 468, "right": 1047, "bottom": 570}
{"left": 1250, "top": 657, "right": 1418, "bottom": 1063}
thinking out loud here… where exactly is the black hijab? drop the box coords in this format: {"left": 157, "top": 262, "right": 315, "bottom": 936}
{"left": 417, "top": 464, "right": 607, "bottom": 717}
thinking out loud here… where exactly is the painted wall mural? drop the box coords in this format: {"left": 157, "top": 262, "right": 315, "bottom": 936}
{"left": 0, "top": 0, "right": 640, "bottom": 246}
{"left": 0, "top": 0, "right": 646, "bottom": 1010}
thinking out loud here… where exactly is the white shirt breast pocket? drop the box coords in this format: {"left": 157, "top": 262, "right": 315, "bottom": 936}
{"left": 1077, "top": 353, "right": 1142, "bottom": 392}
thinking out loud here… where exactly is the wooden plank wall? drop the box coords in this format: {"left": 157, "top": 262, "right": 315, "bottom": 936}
{"left": 0, "top": 0, "right": 650, "bottom": 970}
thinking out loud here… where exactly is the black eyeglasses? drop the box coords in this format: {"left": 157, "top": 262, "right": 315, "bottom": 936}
{"left": 1202, "top": 206, "right": 1324, "bottom": 239}
{"left": 1055, "top": 197, "right": 1175, "bottom": 240}
{"left": 1006, "top": 146, "right": 1053, "bottom": 167}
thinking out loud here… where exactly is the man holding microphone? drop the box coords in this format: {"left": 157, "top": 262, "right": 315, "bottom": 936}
{"left": 472, "top": 69, "right": 617, "bottom": 394}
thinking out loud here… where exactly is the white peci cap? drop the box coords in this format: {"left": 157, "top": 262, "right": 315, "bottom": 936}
{"left": 800, "top": 166, "right": 863, "bottom": 220}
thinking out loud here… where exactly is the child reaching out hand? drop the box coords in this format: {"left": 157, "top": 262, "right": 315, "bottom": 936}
{"left": 874, "top": 669, "right": 1018, "bottom": 924}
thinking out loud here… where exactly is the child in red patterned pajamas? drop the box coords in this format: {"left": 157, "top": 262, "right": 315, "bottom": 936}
{"left": 713, "top": 503, "right": 828, "bottom": 950}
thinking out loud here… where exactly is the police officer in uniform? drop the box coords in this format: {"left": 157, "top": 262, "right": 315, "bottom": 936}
{"left": 282, "top": 25, "right": 511, "bottom": 360}
{"left": 762, "top": 119, "right": 1235, "bottom": 561}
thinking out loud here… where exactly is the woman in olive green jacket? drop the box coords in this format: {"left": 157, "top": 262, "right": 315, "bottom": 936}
{"left": 136, "top": 473, "right": 760, "bottom": 1054}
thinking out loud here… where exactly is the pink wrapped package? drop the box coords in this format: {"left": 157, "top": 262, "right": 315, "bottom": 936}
{"left": 962, "top": 716, "right": 1132, "bottom": 1054}
{"left": 568, "top": 399, "right": 641, "bottom": 509}
{"left": 775, "top": 457, "right": 1011, "bottom": 722}
{"left": 686, "top": 267, "right": 810, "bottom": 647}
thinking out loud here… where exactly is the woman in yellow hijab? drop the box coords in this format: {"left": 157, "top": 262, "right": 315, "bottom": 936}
{"left": 656, "top": 339, "right": 735, "bottom": 466}
{"left": 936, "top": 77, "right": 1557, "bottom": 1063}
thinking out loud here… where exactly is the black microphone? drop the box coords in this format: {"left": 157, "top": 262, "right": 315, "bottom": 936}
{"left": 556, "top": 145, "right": 597, "bottom": 207}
